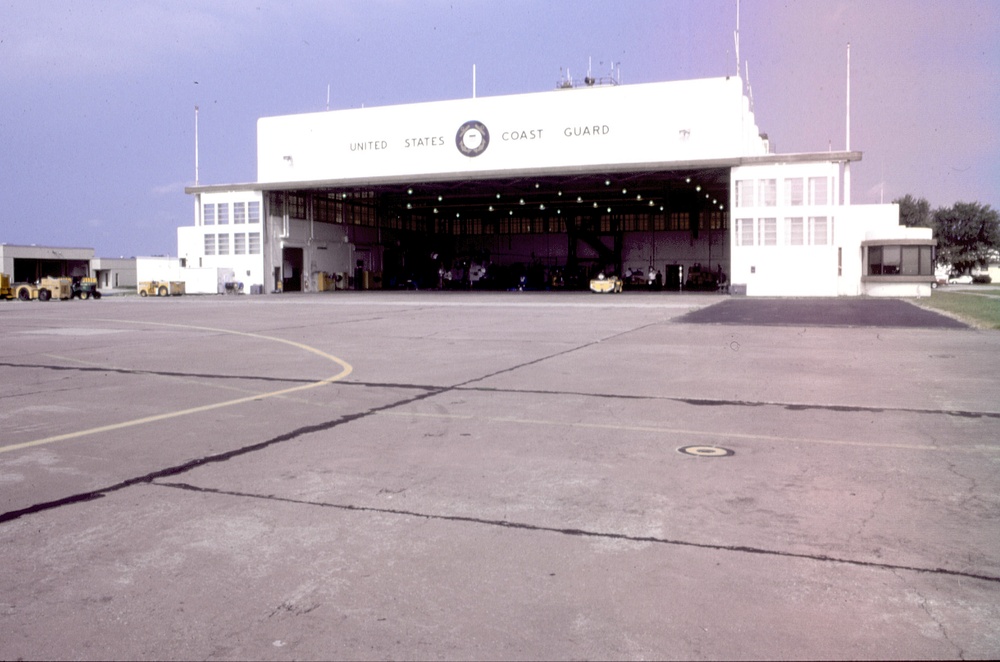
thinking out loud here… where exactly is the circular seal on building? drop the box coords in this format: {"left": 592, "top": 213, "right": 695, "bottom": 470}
{"left": 678, "top": 445, "right": 735, "bottom": 457}
{"left": 455, "top": 120, "right": 490, "bottom": 157}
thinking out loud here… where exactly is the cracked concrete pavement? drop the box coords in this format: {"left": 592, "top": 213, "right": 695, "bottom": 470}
{"left": 1, "top": 292, "right": 998, "bottom": 660}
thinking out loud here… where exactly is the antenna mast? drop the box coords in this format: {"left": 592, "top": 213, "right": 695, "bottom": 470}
{"left": 844, "top": 42, "right": 852, "bottom": 204}
{"left": 735, "top": 0, "right": 740, "bottom": 77}
{"left": 194, "top": 105, "right": 199, "bottom": 186}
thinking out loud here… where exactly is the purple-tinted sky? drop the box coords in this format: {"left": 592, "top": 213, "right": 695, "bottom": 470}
{"left": 2, "top": 0, "right": 997, "bottom": 257}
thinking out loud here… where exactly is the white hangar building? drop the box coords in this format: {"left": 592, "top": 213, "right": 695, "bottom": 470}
{"left": 183, "top": 74, "right": 934, "bottom": 297}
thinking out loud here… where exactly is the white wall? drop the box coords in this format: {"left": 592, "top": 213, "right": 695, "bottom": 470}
{"left": 258, "top": 77, "right": 767, "bottom": 184}
{"left": 182, "top": 191, "right": 266, "bottom": 291}
{"left": 136, "top": 256, "right": 181, "bottom": 282}
{"left": 730, "top": 162, "right": 845, "bottom": 296}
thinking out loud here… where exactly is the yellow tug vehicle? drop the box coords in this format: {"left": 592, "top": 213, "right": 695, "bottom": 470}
{"left": 1, "top": 275, "right": 74, "bottom": 301}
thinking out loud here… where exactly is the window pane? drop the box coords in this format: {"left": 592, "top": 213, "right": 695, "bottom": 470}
{"left": 233, "top": 202, "right": 246, "bottom": 224}
{"left": 812, "top": 217, "right": 828, "bottom": 245}
{"left": 760, "top": 179, "right": 776, "bottom": 206}
{"left": 882, "top": 245, "right": 901, "bottom": 274}
{"left": 901, "top": 247, "right": 920, "bottom": 275}
{"left": 218, "top": 203, "right": 230, "bottom": 224}
{"left": 248, "top": 201, "right": 260, "bottom": 223}
{"left": 868, "top": 246, "right": 882, "bottom": 275}
{"left": 217, "top": 233, "right": 230, "bottom": 255}
{"left": 204, "top": 234, "right": 216, "bottom": 256}
{"left": 785, "top": 178, "right": 804, "bottom": 206}
{"left": 919, "top": 246, "right": 932, "bottom": 274}
{"left": 249, "top": 232, "right": 261, "bottom": 254}
{"left": 760, "top": 218, "right": 776, "bottom": 245}
{"left": 234, "top": 233, "right": 246, "bottom": 255}
{"left": 787, "top": 218, "right": 804, "bottom": 245}
{"left": 203, "top": 203, "right": 216, "bottom": 225}
{"left": 738, "top": 218, "right": 754, "bottom": 246}
{"left": 736, "top": 180, "right": 754, "bottom": 207}
{"left": 809, "top": 177, "right": 828, "bottom": 205}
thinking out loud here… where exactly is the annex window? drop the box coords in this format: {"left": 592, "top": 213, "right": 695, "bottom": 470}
{"left": 233, "top": 202, "right": 246, "bottom": 224}
{"left": 248, "top": 201, "right": 260, "bottom": 223}
{"left": 786, "top": 217, "right": 804, "bottom": 245}
{"left": 217, "top": 233, "right": 230, "bottom": 255}
{"left": 737, "top": 218, "right": 754, "bottom": 246}
{"left": 868, "top": 245, "right": 934, "bottom": 276}
{"left": 758, "top": 218, "right": 777, "bottom": 246}
{"left": 809, "top": 177, "right": 829, "bottom": 205}
{"left": 760, "top": 179, "right": 777, "bottom": 206}
{"left": 217, "top": 203, "right": 230, "bottom": 225}
{"left": 234, "top": 233, "right": 246, "bottom": 255}
{"left": 249, "top": 232, "right": 261, "bottom": 254}
{"left": 204, "top": 234, "right": 216, "bottom": 256}
{"left": 785, "top": 178, "right": 804, "bottom": 206}
{"left": 203, "top": 203, "right": 216, "bottom": 226}
{"left": 735, "top": 180, "right": 754, "bottom": 207}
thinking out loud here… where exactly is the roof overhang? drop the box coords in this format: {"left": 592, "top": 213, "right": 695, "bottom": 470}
{"left": 184, "top": 151, "right": 862, "bottom": 195}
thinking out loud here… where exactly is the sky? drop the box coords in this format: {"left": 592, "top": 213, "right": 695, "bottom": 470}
{"left": 1, "top": 0, "right": 998, "bottom": 258}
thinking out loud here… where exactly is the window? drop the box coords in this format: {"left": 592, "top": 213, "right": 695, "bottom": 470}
{"left": 234, "top": 233, "right": 246, "bottom": 255}
{"left": 248, "top": 201, "right": 260, "bottom": 223}
{"left": 669, "top": 212, "right": 690, "bottom": 231}
{"left": 809, "top": 177, "right": 829, "bottom": 205}
{"left": 812, "top": 217, "right": 829, "bottom": 245}
{"left": 288, "top": 194, "right": 306, "bottom": 219}
{"left": 218, "top": 202, "right": 230, "bottom": 225}
{"left": 737, "top": 218, "right": 754, "bottom": 246}
{"left": 759, "top": 218, "right": 777, "bottom": 246}
{"left": 217, "top": 233, "right": 230, "bottom": 255}
{"left": 204, "top": 234, "right": 216, "bottom": 256}
{"left": 203, "top": 203, "right": 216, "bottom": 226}
{"left": 735, "top": 180, "right": 754, "bottom": 207}
{"left": 233, "top": 202, "right": 246, "bottom": 224}
{"left": 785, "top": 178, "right": 804, "bottom": 206}
{"left": 249, "top": 232, "right": 261, "bottom": 254}
{"left": 786, "top": 217, "right": 804, "bottom": 245}
{"left": 868, "top": 245, "right": 934, "bottom": 276}
{"left": 760, "top": 179, "right": 777, "bottom": 206}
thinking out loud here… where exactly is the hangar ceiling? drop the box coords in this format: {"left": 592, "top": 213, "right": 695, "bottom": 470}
{"left": 291, "top": 167, "right": 731, "bottom": 224}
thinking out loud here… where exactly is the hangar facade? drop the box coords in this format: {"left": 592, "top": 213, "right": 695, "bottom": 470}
{"left": 182, "top": 75, "right": 934, "bottom": 297}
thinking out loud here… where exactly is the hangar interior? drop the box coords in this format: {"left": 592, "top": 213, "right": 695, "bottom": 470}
{"left": 263, "top": 166, "right": 731, "bottom": 292}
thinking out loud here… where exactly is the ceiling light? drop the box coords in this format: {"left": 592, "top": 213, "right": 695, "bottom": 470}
{"left": 685, "top": 177, "right": 691, "bottom": 183}
{"left": 407, "top": 188, "right": 413, "bottom": 195}
{"left": 695, "top": 185, "right": 701, "bottom": 192}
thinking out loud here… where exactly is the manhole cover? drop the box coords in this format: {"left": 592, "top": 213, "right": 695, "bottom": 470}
{"left": 678, "top": 445, "right": 734, "bottom": 457}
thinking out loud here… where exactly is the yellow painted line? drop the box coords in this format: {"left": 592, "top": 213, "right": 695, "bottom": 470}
{"left": 1, "top": 321, "right": 352, "bottom": 454}
{"left": 377, "top": 411, "right": 998, "bottom": 453}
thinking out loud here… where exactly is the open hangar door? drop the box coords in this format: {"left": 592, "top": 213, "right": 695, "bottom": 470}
{"left": 293, "top": 167, "right": 731, "bottom": 292}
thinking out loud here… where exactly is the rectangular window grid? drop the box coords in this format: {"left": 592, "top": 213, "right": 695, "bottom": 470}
{"left": 204, "top": 234, "right": 216, "bottom": 256}
{"left": 203, "top": 203, "right": 216, "bottom": 226}
{"left": 249, "top": 232, "right": 261, "bottom": 254}
{"left": 233, "top": 202, "right": 246, "bottom": 224}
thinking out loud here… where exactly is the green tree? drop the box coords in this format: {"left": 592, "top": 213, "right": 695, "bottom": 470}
{"left": 933, "top": 202, "right": 1000, "bottom": 274}
{"left": 894, "top": 194, "right": 933, "bottom": 228}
